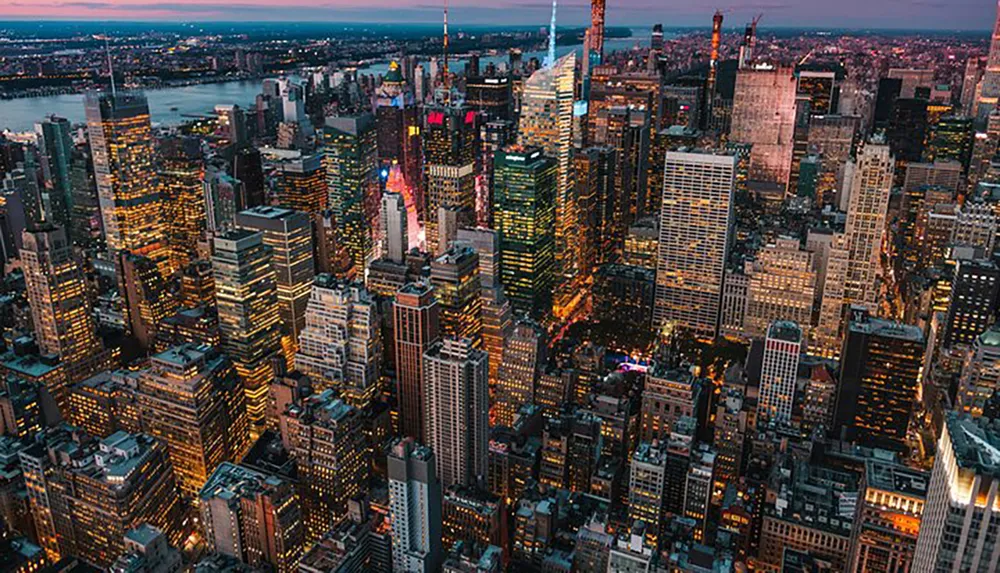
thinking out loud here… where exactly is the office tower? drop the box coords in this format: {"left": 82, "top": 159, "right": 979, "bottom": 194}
{"left": 684, "top": 447, "right": 715, "bottom": 541}
{"left": 494, "top": 320, "right": 545, "bottom": 427}
{"left": 203, "top": 166, "right": 244, "bottom": 236}
{"left": 852, "top": 460, "right": 927, "bottom": 573}
{"left": 295, "top": 275, "right": 381, "bottom": 407}
{"left": 958, "top": 324, "right": 1000, "bottom": 416}
{"left": 424, "top": 338, "right": 489, "bottom": 488}
{"left": 926, "top": 116, "right": 975, "bottom": 170}
{"left": 587, "top": 0, "right": 606, "bottom": 69}
{"left": 159, "top": 137, "right": 205, "bottom": 270}
{"left": 282, "top": 389, "right": 369, "bottom": 542}
{"left": 215, "top": 104, "right": 247, "bottom": 147}
{"left": 479, "top": 119, "right": 516, "bottom": 227}
{"left": 275, "top": 155, "right": 327, "bottom": 215}
{"left": 199, "top": 462, "right": 304, "bottom": 573}
{"left": 423, "top": 102, "right": 477, "bottom": 255}
{"left": 137, "top": 344, "right": 250, "bottom": 498}
{"left": 901, "top": 159, "right": 962, "bottom": 258}
{"left": 324, "top": 115, "right": 378, "bottom": 273}
{"left": 976, "top": 2, "right": 1000, "bottom": 123}
{"left": 233, "top": 147, "right": 266, "bottom": 210}
{"left": 109, "top": 524, "right": 184, "bottom": 573}
{"left": 744, "top": 237, "right": 816, "bottom": 338}
{"left": 714, "top": 386, "right": 748, "bottom": 483}
{"left": 69, "top": 141, "right": 101, "bottom": 245}
{"left": 628, "top": 441, "right": 667, "bottom": 544}
{"left": 796, "top": 70, "right": 837, "bottom": 116}
{"left": 382, "top": 192, "right": 408, "bottom": 264}
{"left": 20, "top": 429, "right": 186, "bottom": 566}
{"left": 466, "top": 76, "right": 512, "bottom": 121}
{"left": 653, "top": 151, "right": 736, "bottom": 339}
{"left": 944, "top": 259, "right": 1000, "bottom": 349}
{"left": 593, "top": 264, "right": 655, "bottom": 326}
{"left": 493, "top": 147, "right": 557, "bottom": 318}
{"left": 576, "top": 146, "right": 617, "bottom": 265}
{"left": 519, "top": 53, "right": 578, "bottom": 318}
{"left": 375, "top": 63, "right": 422, "bottom": 208}
{"left": 835, "top": 309, "right": 925, "bottom": 451}
{"left": 640, "top": 363, "right": 706, "bottom": 443}
{"left": 706, "top": 10, "right": 724, "bottom": 120}
{"left": 394, "top": 284, "right": 440, "bottom": 441}
{"left": 180, "top": 259, "right": 216, "bottom": 309}
{"left": 730, "top": 67, "right": 798, "bottom": 190}
{"left": 35, "top": 116, "right": 73, "bottom": 230}
{"left": 844, "top": 140, "right": 893, "bottom": 311}
{"left": 623, "top": 218, "right": 658, "bottom": 271}
{"left": 213, "top": 230, "right": 283, "bottom": 430}
{"left": 84, "top": 92, "right": 169, "bottom": 274}
{"left": 887, "top": 98, "right": 929, "bottom": 163}
{"left": 388, "top": 438, "right": 443, "bottom": 573}
{"left": 912, "top": 413, "right": 1000, "bottom": 570}
{"left": 0, "top": 375, "right": 43, "bottom": 438}
{"left": 757, "top": 321, "right": 803, "bottom": 423}
{"left": 236, "top": 207, "right": 314, "bottom": 347}
{"left": 431, "top": 244, "right": 482, "bottom": 346}
{"left": 121, "top": 251, "right": 180, "bottom": 351}
{"left": 20, "top": 224, "right": 102, "bottom": 398}
{"left": 67, "top": 371, "right": 141, "bottom": 438}
{"left": 807, "top": 115, "right": 858, "bottom": 203}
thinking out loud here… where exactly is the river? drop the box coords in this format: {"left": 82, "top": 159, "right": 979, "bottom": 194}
{"left": 0, "top": 32, "right": 651, "bottom": 133}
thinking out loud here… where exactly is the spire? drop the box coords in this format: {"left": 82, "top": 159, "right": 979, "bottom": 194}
{"left": 545, "top": 0, "right": 557, "bottom": 68}
{"left": 105, "top": 35, "right": 116, "bottom": 96}
{"left": 442, "top": 0, "right": 450, "bottom": 89}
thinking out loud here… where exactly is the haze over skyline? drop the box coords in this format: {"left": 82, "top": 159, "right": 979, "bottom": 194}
{"left": 0, "top": 0, "right": 996, "bottom": 31}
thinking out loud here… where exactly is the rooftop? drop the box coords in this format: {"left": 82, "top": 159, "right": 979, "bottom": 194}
{"left": 946, "top": 413, "right": 1000, "bottom": 477}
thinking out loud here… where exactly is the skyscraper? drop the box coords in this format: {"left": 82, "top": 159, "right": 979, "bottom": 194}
{"left": 852, "top": 459, "right": 926, "bottom": 573}
{"left": 744, "top": 237, "right": 817, "bottom": 338}
{"left": 121, "top": 251, "right": 179, "bottom": 351}
{"left": 282, "top": 389, "right": 369, "bottom": 542}
{"left": 628, "top": 441, "right": 668, "bottom": 544}
{"left": 495, "top": 320, "right": 546, "bottom": 427}
{"left": 199, "top": 462, "right": 304, "bottom": 573}
{"left": 844, "top": 140, "right": 894, "bottom": 311}
{"left": 84, "top": 92, "right": 169, "bottom": 274}
{"left": 493, "top": 147, "right": 557, "bottom": 319}
{"left": 519, "top": 53, "right": 579, "bottom": 318}
{"left": 430, "top": 244, "right": 482, "bottom": 346}
{"left": 730, "top": 66, "right": 798, "bottom": 191}
{"left": 975, "top": 2, "right": 1000, "bottom": 123}
{"left": 236, "top": 206, "right": 315, "bottom": 346}
{"left": 159, "top": 137, "right": 206, "bottom": 271}
{"left": 275, "top": 154, "right": 327, "bottom": 216}
{"left": 324, "top": 114, "right": 379, "bottom": 275}
{"left": 835, "top": 308, "right": 925, "bottom": 451}
{"left": 388, "top": 438, "right": 443, "bottom": 573}
{"left": 213, "top": 229, "right": 283, "bottom": 431}
{"left": 424, "top": 338, "right": 489, "bottom": 488}
{"left": 136, "top": 344, "right": 251, "bottom": 498}
{"left": 394, "top": 284, "right": 440, "bottom": 441}
{"left": 20, "top": 224, "right": 103, "bottom": 399}
{"left": 944, "top": 259, "right": 1000, "bottom": 349}
{"left": 295, "top": 274, "right": 382, "bottom": 408}
{"left": 913, "top": 413, "right": 1000, "bottom": 571}
{"left": 422, "top": 101, "right": 477, "bottom": 255}
{"left": 35, "top": 116, "right": 74, "bottom": 231}
{"left": 653, "top": 151, "right": 736, "bottom": 339}
{"left": 382, "top": 191, "right": 408, "bottom": 264}
{"left": 957, "top": 323, "right": 1000, "bottom": 416}
{"left": 757, "top": 321, "right": 803, "bottom": 423}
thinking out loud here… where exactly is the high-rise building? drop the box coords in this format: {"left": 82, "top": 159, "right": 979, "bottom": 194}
{"left": 431, "top": 244, "right": 482, "bottom": 346}
{"left": 20, "top": 224, "right": 103, "bottom": 399}
{"left": 84, "top": 92, "right": 169, "bottom": 274}
{"left": 835, "top": 308, "right": 925, "bottom": 451}
{"left": 121, "top": 251, "right": 179, "bottom": 351}
{"left": 394, "top": 283, "right": 440, "bottom": 441}
{"left": 465, "top": 76, "right": 512, "bottom": 121}
{"left": 640, "top": 363, "right": 706, "bottom": 443}
{"left": 975, "top": 2, "right": 1000, "bottom": 123}
{"left": 958, "top": 323, "right": 1000, "bottom": 416}
{"left": 388, "top": 438, "right": 443, "bottom": 573}
{"left": 757, "top": 321, "right": 803, "bottom": 423}
{"left": 744, "top": 237, "right": 817, "bottom": 338}
{"left": 944, "top": 259, "right": 1000, "bottom": 349}
{"left": 730, "top": 67, "right": 798, "bottom": 190}
{"left": 199, "top": 462, "right": 304, "bottom": 573}
{"left": 137, "top": 344, "right": 251, "bottom": 498}
{"left": 852, "top": 459, "right": 927, "bottom": 573}
{"left": 912, "top": 413, "right": 1000, "bottom": 571}
{"left": 275, "top": 154, "right": 327, "bottom": 216}
{"left": 382, "top": 191, "right": 408, "bottom": 264}
{"left": 67, "top": 371, "right": 142, "bottom": 439}
{"left": 295, "top": 275, "right": 381, "bottom": 407}
{"left": 159, "top": 137, "right": 206, "bottom": 271}
{"left": 519, "top": 53, "right": 579, "bottom": 318}
{"left": 236, "top": 206, "right": 314, "bottom": 346}
{"left": 282, "top": 389, "right": 369, "bottom": 542}
{"left": 653, "top": 151, "right": 736, "bottom": 339}
{"left": 495, "top": 320, "right": 546, "bottom": 427}
{"left": 424, "top": 338, "right": 489, "bottom": 488}
{"left": 213, "top": 229, "right": 283, "bottom": 431}
{"left": 35, "top": 116, "right": 74, "bottom": 231}
{"left": 324, "top": 115, "right": 379, "bottom": 274}
{"left": 844, "top": 140, "right": 894, "bottom": 311}
{"left": 19, "top": 428, "right": 186, "bottom": 566}
{"left": 628, "top": 441, "right": 667, "bottom": 544}
{"left": 493, "top": 147, "right": 557, "bottom": 318}
{"left": 423, "top": 102, "right": 477, "bottom": 255}
{"left": 375, "top": 62, "right": 422, "bottom": 213}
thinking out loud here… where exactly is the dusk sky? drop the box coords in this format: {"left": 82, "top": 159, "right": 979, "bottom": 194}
{"left": 0, "top": 0, "right": 996, "bottom": 30}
